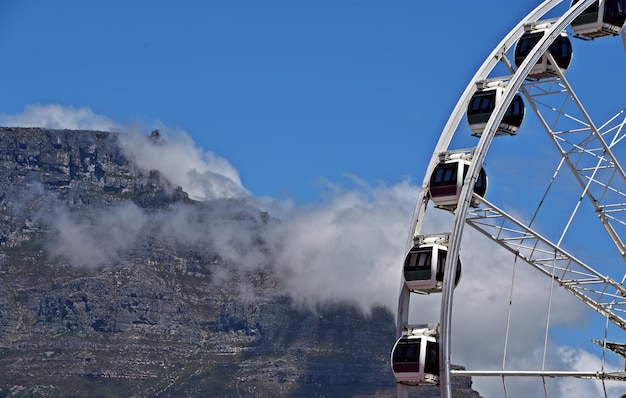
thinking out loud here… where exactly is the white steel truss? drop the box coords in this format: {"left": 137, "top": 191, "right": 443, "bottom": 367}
{"left": 395, "top": 1, "right": 626, "bottom": 396}
{"left": 466, "top": 194, "right": 626, "bottom": 332}
{"left": 521, "top": 61, "right": 626, "bottom": 260}
{"left": 451, "top": 369, "right": 626, "bottom": 381}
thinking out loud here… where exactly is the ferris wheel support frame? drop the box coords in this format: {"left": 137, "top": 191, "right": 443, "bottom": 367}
{"left": 438, "top": 1, "right": 599, "bottom": 397}
{"left": 519, "top": 51, "right": 626, "bottom": 259}
{"left": 396, "top": 0, "right": 567, "bottom": 340}
{"left": 394, "top": 1, "right": 613, "bottom": 397}
{"left": 466, "top": 193, "right": 626, "bottom": 331}
{"left": 450, "top": 369, "right": 626, "bottom": 380}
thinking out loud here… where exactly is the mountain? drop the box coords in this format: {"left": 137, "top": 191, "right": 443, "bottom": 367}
{"left": 0, "top": 127, "right": 481, "bottom": 397}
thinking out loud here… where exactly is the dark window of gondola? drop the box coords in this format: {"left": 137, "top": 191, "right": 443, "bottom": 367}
{"left": 431, "top": 164, "right": 457, "bottom": 187}
{"left": 504, "top": 95, "right": 523, "bottom": 118}
{"left": 549, "top": 35, "right": 572, "bottom": 68}
{"left": 475, "top": 168, "right": 487, "bottom": 196}
{"left": 436, "top": 250, "right": 462, "bottom": 285}
{"left": 515, "top": 32, "right": 542, "bottom": 62}
{"left": 455, "top": 257, "right": 462, "bottom": 285}
{"left": 461, "top": 164, "right": 487, "bottom": 196}
{"left": 605, "top": 0, "right": 626, "bottom": 25}
{"left": 503, "top": 94, "right": 525, "bottom": 126}
{"left": 573, "top": 0, "right": 599, "bottom": 13}
{"left": 405, "top": 249, "right": 432, "bottom": 272}
{"left": 393, "top": 338, "right": 421, "bottom": 366}
{"left": 436, "top": 249, "right": 446, "bottom": 282}
{"left": 468, "top": 93, "right": 495, "bottom": 115}
{"left": 424, "top": 341, "right": 440, "bottom": 375}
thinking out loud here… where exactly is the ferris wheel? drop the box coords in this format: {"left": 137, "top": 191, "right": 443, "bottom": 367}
{"left": 391, "top": 1, "right": 626, "bottom": 397}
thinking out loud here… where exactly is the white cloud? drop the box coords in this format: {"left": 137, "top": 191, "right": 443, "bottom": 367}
{"left": 1, "top": 105, "right": 247, "bottom": 201}
{"left": 418, "top": 223, "right": 621, "bottom": 398}
{"left": 154, "top": 200, "right": 271, "bottom": 272}
{"left": 47, "top": 202, "right": 146, "bottom": 268}
{"left": 118, "top": 127, "right": 248, "bottom": 201}
{"left": 4, "top": 104, "right": 621, "bottom": 397}
{"left": 0, "top": 104, "right": 119, "bottom": 132}
{"left": 265, "top": 178, "right": 417, "bottom": 313}
{"left": 555, "top": 346, "right": 626, "bottom": 398}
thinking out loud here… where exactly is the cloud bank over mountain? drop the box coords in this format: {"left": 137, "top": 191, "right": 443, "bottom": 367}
{"left": 1, "top": 104, "right": 622, "bottom": 398}
{"left": 119, "top": 128, "right": 248, "bottom": 201}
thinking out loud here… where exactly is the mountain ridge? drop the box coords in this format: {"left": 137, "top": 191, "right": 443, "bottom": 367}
{"left": 0, "top": 127, "right": 481, "bottom": 397}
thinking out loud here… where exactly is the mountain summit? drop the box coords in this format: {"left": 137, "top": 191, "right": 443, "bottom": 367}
{"left": 0, "top": 127, "right": 480, "bottom": 397}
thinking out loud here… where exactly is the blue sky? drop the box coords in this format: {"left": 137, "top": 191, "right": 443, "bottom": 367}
{"left": 0, "top": 1, "right": 625, "bottom": 397}
{"left": 0, "top": 0, "right": 542, "bottom": 202}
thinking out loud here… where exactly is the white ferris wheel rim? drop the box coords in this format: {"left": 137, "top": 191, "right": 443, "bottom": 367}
{"left": 395, "top": 1, "right": 626, "bottom": 397}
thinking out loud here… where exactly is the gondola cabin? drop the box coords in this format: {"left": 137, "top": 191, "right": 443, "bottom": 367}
{"left": 391, "top": 326, "right": 439, "bottom": 386}
{"left": 404, "top": 235, "right": 461, "bottom": 293}
{"left": 514, "top": 25, "right": 573, "bottom": 79}
{"left": 429, "top": 152, "right": 487, "bottom": 209}
{"left": 570, "top": 0, "right": 626, "bottom": 39}
{"left": 467, "top": 83, "right": 525, "bottom": 137}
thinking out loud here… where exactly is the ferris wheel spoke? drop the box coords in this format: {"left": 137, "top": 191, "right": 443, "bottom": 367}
{"left": 467, "top": 195, "right": 626, "bottom": 331}
{"left": 593, "top": 108, "right": 626, "bottom": 147}
{"left": 521, "top": 57, "right": 626, "bottom": 259}
{"left": 450, "top": 369, "right": 626, "bottom": 381}
{"left": 393, "top": 1, "right": 626, "bottom": 396}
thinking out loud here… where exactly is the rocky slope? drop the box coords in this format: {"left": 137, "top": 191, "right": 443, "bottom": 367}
{"left": 0, "top": 127, "right": 481, "bottom": 397}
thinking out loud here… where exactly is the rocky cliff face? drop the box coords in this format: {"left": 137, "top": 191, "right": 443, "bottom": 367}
{"left": 0, "top": 127, "right": 481, "bottom": 397}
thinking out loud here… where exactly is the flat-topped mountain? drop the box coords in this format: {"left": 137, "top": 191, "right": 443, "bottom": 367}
{"left": 0, "top": 127, "right": 481, "bottom": 397}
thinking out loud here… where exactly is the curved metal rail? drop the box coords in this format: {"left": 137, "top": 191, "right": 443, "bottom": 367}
{"left": 394, "top": 1, "right": 625, "bottom": 397}
{"left": 467, "top": 194, "right": 626, "bottom": 331}
{"left": 440, "top": 1, "right": 601, "bottom": 396}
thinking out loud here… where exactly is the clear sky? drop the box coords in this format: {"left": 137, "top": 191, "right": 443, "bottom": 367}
{"left": 0, "top": 0, "right": 544, "bottom": 202}
{"left": 0, "top": 1, "right": 625, "bottom": 397}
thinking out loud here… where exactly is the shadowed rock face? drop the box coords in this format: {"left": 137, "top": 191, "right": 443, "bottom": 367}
{"left": 0, "top": 127, "right": 482, "bottom": 397}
